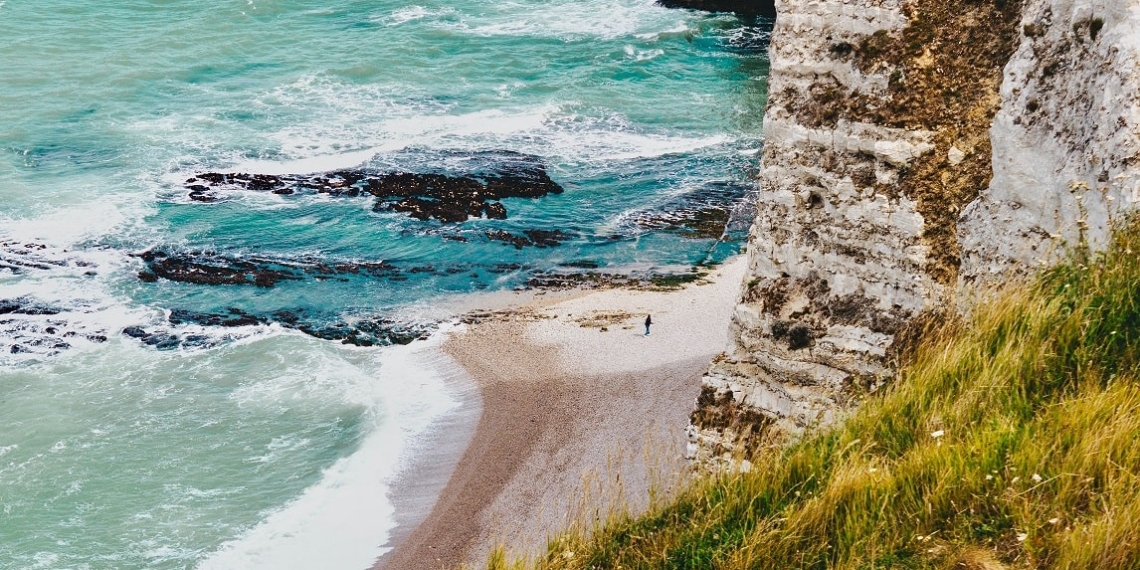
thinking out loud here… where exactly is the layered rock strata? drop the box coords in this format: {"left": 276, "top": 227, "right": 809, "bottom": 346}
{"left": 690, "top": 0, "right": 1070, "bottom": 455}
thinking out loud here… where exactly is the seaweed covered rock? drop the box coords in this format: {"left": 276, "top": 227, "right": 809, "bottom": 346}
{"left": 184, "top": 151, "right": 564, "bottom": 223}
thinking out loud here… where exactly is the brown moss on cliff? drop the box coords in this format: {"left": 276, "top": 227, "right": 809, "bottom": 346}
{"left": 797, "top": 0, "right": 1025, "bottom": 285}
{"left": 689, "top": 383, "right": 776, "bottom": 454}
{"left": 867, "top": 0, "right": 1023, "bottom": 285}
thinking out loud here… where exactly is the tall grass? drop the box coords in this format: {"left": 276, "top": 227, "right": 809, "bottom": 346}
{"left": 494, "top": 218, "right": 1140, "bottom": 569}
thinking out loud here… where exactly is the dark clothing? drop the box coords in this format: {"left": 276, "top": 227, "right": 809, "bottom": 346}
{"left": 644, "top": 315, "right": 652, "bottom": 335}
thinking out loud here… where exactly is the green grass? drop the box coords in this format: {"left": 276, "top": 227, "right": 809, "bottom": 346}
{"left": 492, "top": 217, "right": 1140, "bottom": 570}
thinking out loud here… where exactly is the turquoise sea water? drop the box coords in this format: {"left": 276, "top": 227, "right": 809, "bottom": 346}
{"left": 0, "top": 1, "right": 768, "bottom": 568}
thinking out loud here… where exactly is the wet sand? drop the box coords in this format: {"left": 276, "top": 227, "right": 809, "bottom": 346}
{"left": 375, "top": 256, "right": 747, "bottom": 569}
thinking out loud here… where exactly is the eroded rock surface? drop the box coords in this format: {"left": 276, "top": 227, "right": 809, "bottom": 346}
{"left": 691, "top": 0, "right": 1027, "bottom": 457}
{"left": 692, "top": 0, "right": 1140, "bottom": 461}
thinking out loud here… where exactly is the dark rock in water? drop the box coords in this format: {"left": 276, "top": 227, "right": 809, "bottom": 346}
{"left": 523, "top": 229, "right": 568, "bottom": 247}
{"left": 181, "top": 334, "right": 213, "bottom": 348}
{"left": 0, "top": 240, "right": 74, "bottom": 275}
{"left": 159, "top": 306, "right": 433, "bottom": 348}
{"left": 364, "top": 168, "right": 553, "bottom": 223}
{"left": 0, "top": 301, "right": 109, "bottom": 361}
{"left": 168, "top": 308, "right": 263, "bottom": 327}
{"left": 483, "top": 202, "right": 507, "bottom": 219}
{"left": 624, "top": 181, "right": 757, "bottom": 240}
{"left": 485, "top": 230, "right": 532, "bottom": 249}
{"left": 380, "top": 195, "right": 479, "bottom": 223}
{"left": 184, "top": 151, "right": 564, "bottom": 223}
{"left": 295, "top": 317, "right": 428, "bottom": 346}
{"left": 146, "top": 256, "right": 296, "bottom": 287}
{"left": 656, "top": 0, "right": 775, "bottom": 19}
{"left": 134, "top": 249, "right": 405, "bottom": 287}
{"left": 488, "top": 263, "right": 526, "bottom": 274}
{"left": 121, "top": 325, "right": 214, "bottom": 351}
{"left": 485, "top": 229, "right": 572, "bottom": 249}
{"left": 560, "top": 259, "right": 600, "bottom": 269}
{"left": 525, "top": 267, "right": 707, "bottom": 291}
{"left": 134, "top": 250, "right": 303, "bottom": 287}
{"left": 0, "top": 297, "right": 62, "bottom": 316}
{"left": 187, "top": 184, "right": 221, "bottom": 202}
{"left": 525, "top": 270, "right": 640, "bottom": 290}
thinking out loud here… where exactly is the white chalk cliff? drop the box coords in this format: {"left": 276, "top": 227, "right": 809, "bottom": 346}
{"left": 691, "top": 0, "right": 1140, "bottom": 456}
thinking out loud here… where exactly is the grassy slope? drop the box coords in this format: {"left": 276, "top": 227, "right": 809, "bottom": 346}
{"left": 493, "top": 218, "right": 1140, "bottom": 570}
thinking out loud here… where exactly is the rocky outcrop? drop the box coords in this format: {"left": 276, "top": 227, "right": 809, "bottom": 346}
{"left": 657, "top": 0, "right": 777, "bottom": 19}
{"left": 184, "top": 150, "right": 563, "bottom": 223}
{"left": 688, "top": 0, "right": 1140, "bottom": 457}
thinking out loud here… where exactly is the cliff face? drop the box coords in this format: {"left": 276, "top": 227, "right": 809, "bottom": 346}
{"left": 960, "top": 0, "right": 1140, "bottom": 285}
{"left": 691, "top": 0, "right": 1140, "bottom": 456}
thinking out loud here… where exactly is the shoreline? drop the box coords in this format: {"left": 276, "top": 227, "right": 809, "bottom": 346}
{"left": 373, "top": 345, "right": 483, "bottom": 565}
{"left": 375, "top": 255, "right": 748, "bottom": 569}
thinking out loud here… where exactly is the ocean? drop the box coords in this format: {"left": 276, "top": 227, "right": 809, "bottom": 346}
{"left": 0, "top": 1, "right": 768, "bottom": 568}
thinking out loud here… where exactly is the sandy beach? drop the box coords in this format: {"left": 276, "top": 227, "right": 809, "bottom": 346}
{"left": 375, "top": 255, "right": 748, "bottom": 569}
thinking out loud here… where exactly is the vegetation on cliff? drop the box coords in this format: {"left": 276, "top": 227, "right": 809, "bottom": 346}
{"left": 493, "top": 217, "right": 1140, "bottom": 569}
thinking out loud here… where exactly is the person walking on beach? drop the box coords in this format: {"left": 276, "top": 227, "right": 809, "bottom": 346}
{"left": 644, "top": 314, "right": 652, "bottom": 336}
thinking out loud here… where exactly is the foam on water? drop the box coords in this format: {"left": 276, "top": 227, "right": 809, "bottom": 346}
{"left": 1, "top": 324, "right": 464, "bottom": 570}
{"left": 224, "top": 100, "right": 731, "bottom": 177}
{"left": 431, "top": 0, "right": 689, "bottom": 40}
{"left": 196, "top": 327, "right": 467, "bottom": 570}
{"left": 374, "top": 5, "right": 458, "bottom": 28}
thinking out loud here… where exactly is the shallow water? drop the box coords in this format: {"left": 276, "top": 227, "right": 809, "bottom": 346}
{"left": 0, "top": 1, "right": 768, "bottom": 568}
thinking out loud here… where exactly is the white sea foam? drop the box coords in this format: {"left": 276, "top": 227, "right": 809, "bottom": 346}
{"left": 0, "top": 196, "right": 137, "bottom": 249}
{"left": 218, "top": 80, "right": 729, "bottom": 177}
{"left": 433, "top": 0, "right": 688, "bottom": 41}
{"left": 195, "top": 326, "right": 470, "bottom": 570}
{"left": 625, "top": 45, "right": 665, "bottom": 61}
{"left": 374, "top": 5, "right": 457, "bottom": 28}
{"left": 634, "top": 23, "right": 692, "bottom": 40}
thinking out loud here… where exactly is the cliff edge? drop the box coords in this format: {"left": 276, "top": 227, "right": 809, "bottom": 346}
{"left": 691, "top": 0, "right": 1140, "bottom": 456}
